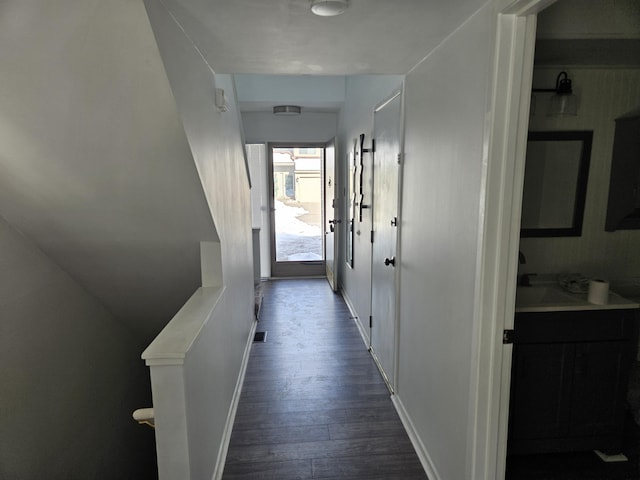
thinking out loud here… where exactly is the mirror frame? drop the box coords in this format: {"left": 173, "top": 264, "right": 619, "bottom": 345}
{"left": 520, "top": 130, "right": 593, "bottom": 238}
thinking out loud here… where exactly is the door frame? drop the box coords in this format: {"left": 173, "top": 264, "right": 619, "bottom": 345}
{"left": 268, "top": 142, "right": 326, "bottom": 277}
{"left": 370, "top": 89, "right": 405, "bottom": 393}
{"left": 470, "top": 1, "right": 556, "bottom": 479}
{"left": 324, "top": 137, "right": 339, "bottom": 291}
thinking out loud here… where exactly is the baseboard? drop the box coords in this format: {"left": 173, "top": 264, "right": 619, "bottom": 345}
{"left": 368, "top": 347, "right": 394, "bottom": 395}
{"left": 212, "top": 318, "right": 258, "bottom": 480}
{"left": 392, "top": 394, "right": 442, "bottom": 480}
{"left": 340, "top": 289, "right": 370, "bottom": 348}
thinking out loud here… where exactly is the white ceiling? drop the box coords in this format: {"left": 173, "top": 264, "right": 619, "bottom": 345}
{"left": 158, "top": 0, "right": 640, "bottom": 113}
{"left": 158, "top": 0, "right": 487, "bottom": 75}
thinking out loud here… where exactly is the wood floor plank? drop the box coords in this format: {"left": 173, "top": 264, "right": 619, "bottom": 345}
{"left": 229, "top": 424, "right": 330, "bottom": 447}
{"left": 222, "top": 459, "right": 312, "bottom": 480}
{"left": 328, "top": 420, "right": 408, "bottom": 440}
{"left": 312, "top": 453, "right": 426, "bottom": 479}
{"left": 222, "top": 279, "right": 427, "bottom": 479}
{"left": 231, "top": 409, "right": 348, "bottom": 432}
{"left": 224, "top": 436, "right": 418, "bottom": 465}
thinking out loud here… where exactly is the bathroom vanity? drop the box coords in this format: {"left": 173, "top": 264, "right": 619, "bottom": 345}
{"left": 508, "top": 285, "right": 640, "bottom": 455}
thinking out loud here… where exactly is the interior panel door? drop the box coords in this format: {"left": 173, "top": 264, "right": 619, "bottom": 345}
{"left": 370, "top": 91, "right": 402, "bottom": 390}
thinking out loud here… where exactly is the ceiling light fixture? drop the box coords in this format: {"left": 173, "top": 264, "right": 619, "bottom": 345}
{"left": 532, "top": 71, "right": 578, "bottom": 117}
{"left": 273, "top": 105, "right": 302, "bottom": 116}
{"left": 310, "top": 0, "right": 349, "bottom": 17}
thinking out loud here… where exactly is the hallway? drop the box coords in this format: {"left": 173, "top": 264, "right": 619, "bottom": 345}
{"left": 222, "top": 279, "right": 427, "bottom": 479}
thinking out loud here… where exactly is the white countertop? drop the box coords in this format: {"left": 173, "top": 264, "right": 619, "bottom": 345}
{"left": 515, "top": 284, "right": 640, "bottom": 313}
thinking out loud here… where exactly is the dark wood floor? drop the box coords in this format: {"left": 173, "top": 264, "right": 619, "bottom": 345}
{"left": 222, "top": 278, "right": 428, "bottom": 480}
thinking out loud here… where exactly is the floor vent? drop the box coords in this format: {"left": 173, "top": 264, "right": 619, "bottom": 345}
{"left": 254, "top": 331, "right": 267, "bottom": 343}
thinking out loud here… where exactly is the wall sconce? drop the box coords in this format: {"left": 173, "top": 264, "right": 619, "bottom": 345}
{"left": 532, "top": 71, "right": 578, "bottom": 117}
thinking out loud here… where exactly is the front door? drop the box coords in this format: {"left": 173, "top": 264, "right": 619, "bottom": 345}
{"left": 370, "top": 91, "right": 403, "bottom": 391}
{"left": 324, "top": 138, "right": 339, "bottom": 291}
{"left": 269, "top": 144, "right": 326, "bottom": 277}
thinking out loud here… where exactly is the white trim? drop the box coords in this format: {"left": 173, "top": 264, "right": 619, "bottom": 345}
{"left": 371, "top": 88, "right": 404, "bottom": 392}
{"left": 341, "top": 289, "right": 370, "bottom": 347}
{"left": 369, "top": 346, "right": 394, "bottom": 395}
{"left": 469, "top": 1, "right": 550, "bottom": 479}
{"left": 212, "top": 318, "right": 259, "bottom": 480}
{"left": 374, "top": 90, "right": 402, "bottom": 113}
{"left": 142, "top": 286, "right": 225, "bottom": 364}
{"left": 393, "top": 81, "right": 406, "bottom": 395}
{"left": 392, "top": 394, "right": 442, "bottom": 480}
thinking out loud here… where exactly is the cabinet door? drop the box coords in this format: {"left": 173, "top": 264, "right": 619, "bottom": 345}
{"left": 509, "top": 343, "right": 574, "bottom": 441}
{"left": 569, "top": 341, "right": 630, "bottom": 438}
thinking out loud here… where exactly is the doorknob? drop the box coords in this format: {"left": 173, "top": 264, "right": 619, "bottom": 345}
{"left": 384, "top": 257, "right": 395, "bottom": 267}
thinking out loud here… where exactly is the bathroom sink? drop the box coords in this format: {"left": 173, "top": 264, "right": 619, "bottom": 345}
{"left": 515, "top": 285, "right": 581, "bottom": 307}
{"left": 514, "top": 283, "right": 639, "bottom": 312}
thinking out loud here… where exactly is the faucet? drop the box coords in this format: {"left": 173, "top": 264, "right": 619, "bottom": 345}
{"left": 518, "top": 250, "right": 526, "bottom": 265}
{"left": 517, "top": 250, "right": 535, "bottom": 286}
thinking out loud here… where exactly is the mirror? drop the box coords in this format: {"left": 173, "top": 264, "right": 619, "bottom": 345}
{"left": 520, "top": 131, "right": 592, "bottom": 237}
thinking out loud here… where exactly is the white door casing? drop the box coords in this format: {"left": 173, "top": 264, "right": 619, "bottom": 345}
{"left": 470, "top": 1, "right": 552, "bottom": 479}
{"left": 370, "top": 91, "right": 403, "bottom": 391}
{"left": 324, "top": 138, "right": 338, "bottom": 291}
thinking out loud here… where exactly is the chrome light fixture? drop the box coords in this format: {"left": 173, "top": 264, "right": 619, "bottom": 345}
{"left": 273, "top": 105, "right": 301, "bottom": 116}
{"left": 310, "top": 0, "right": 349, "bottom": 17}
{"left": 532, "top": 71, "right": 578, "bottom": 116}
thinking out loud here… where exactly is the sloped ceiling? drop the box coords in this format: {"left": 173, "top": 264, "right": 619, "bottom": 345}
{"left": 156, "top": 0, "right": 488, "bottom": 75}
{"left": 0, "top": 0, "right": 218, "bottom": 341}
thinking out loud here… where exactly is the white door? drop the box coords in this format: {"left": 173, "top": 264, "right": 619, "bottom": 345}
{"left": 324, "top": 138, "right": 338, "bottom": 291}
{"left": 371, "top": 91, "right": 402, "bottom": 390}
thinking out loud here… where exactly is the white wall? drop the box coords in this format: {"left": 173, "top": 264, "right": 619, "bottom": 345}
{"left": 0, "top": 0, "right": 219, "bottom": 342}
{"left": 520, "top": 68, "right": 640, "bottom": 284}
{"left": 144, "top": 1, "right": 255, "bottom": 478}
{"left": 246, "top": 144, "right": 271, "bottom": 278}
{"left": 0, "top": 216, "right": 155, "bottom": 479}
{"left": 397, "top": 4, "right": 495, "bottom": 480}
{"left": 235, "top": 75, "right": 346, "bottom": 108}
{"left": 536, "top": 0, "right": 640, "bottom": 39}
{"left": 242, "top": 111, "right": 338, "bottom": 144}
{"left": 241, "top": 109, "right": 338, "bottom": 281}
{"left": 336, "top": 75, "right": 404, "bottom": 338}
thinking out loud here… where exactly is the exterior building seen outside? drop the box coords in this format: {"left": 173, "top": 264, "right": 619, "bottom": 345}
{"left": 273, "top": 147, "right": 323, "bottom": 262}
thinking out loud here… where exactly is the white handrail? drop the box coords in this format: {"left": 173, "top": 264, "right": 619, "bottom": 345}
{"left": 133, "top": 407, "right": 155, "bottom": 428}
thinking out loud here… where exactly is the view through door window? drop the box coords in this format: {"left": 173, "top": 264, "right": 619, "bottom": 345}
{"left": 272, "top": 146, "right": 323, "bottom": 262}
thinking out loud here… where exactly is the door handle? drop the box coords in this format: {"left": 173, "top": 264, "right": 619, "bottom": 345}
{"left": 384, "top": 257, "right": 395, "bottom": 267}
{"left": 328, "top": 219, "right": 342, "bottom": 224}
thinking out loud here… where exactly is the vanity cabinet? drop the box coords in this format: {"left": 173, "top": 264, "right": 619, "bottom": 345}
{"left": 508, "top": 309, "right": 638, "bottom": 454}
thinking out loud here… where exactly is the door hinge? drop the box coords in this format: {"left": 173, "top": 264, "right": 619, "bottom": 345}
{"left": 369, "top": 316, "right": 373, "bottom": 328}
{"left": 397, "top": 153, "right": 402, "bottom": 164}
{"left": 370, "top": 230, "right": 374, "bottom": 243}
{"left": 502, "top": 329, "right": 515, "bottom": 344}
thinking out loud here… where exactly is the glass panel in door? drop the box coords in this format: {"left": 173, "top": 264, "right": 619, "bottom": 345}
{"left": 270, "top": 145, "right": 325, "bottom": 276}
